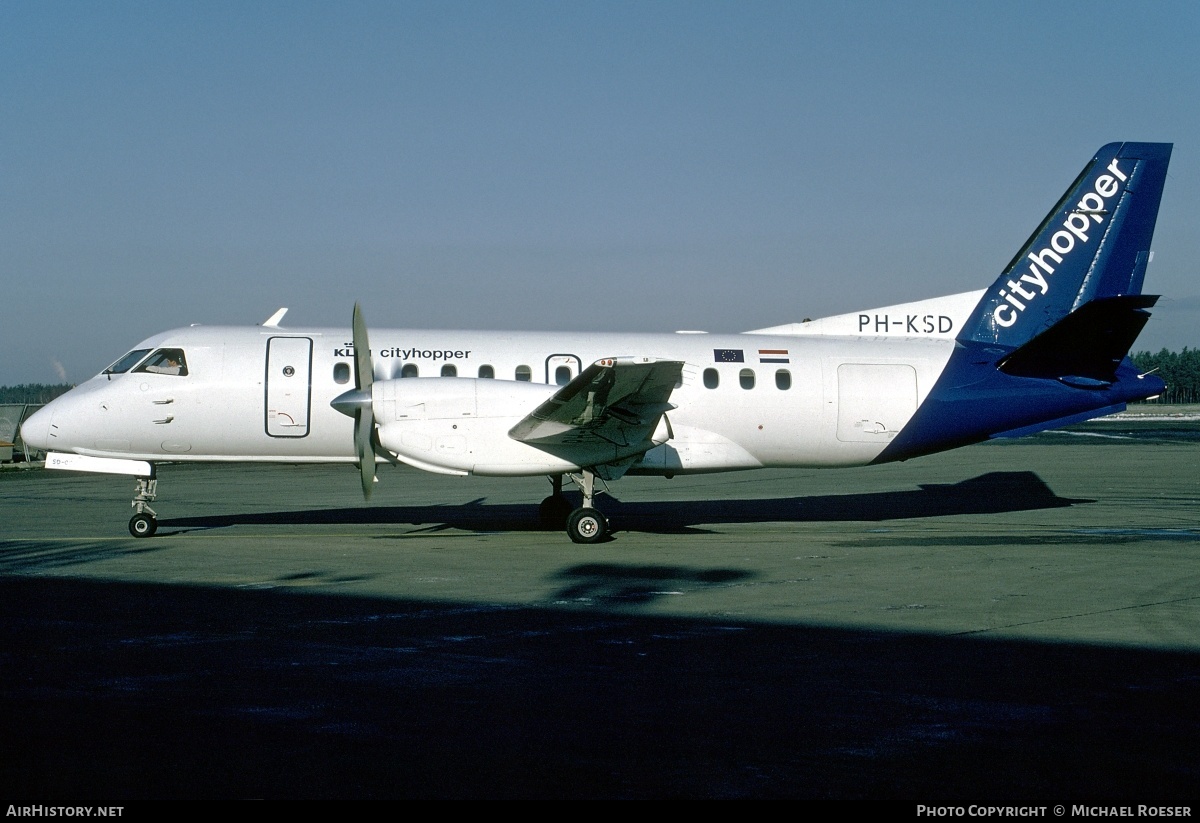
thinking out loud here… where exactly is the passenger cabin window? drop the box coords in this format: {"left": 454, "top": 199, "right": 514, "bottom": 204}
{"left": 739, "top": 369, "right": 755, "bottom": 390}
{"left": 401, "top": 363, "right": 419, "bottom": 378}
{"left": 775, "top": 369, "right": 791, "bottom": 390}
{"left": 333, "top": 363, "right": 351, "bottom": 385}
{"left": 478, "top": 365, "right": 495, "bottom": 379}
{"left": 441, "top": 364, "right": 457, "bottom": 377}
{"left": 515, "top": 365, "right": 532, "bottom": 382}
{"left": 555, "top": 365, "right": 572, "bottom": 386}
{"left": 136, "top": 348, "right": 188, "bottom": 376}
{"left": 703, "top": 368, "right": 719, "bottom": 389}
{"left": 104, "top": 348, "right": 152, "bottom": 375}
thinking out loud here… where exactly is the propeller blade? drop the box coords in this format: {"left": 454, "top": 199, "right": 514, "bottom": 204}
{"left": 351, "top": 303, "right": 376, "bottom": 499}
{"left": 356, "top": 406, "right": 375, "bottom": 499}
{"left": 352, "top": 302, "right": 373, "bottom": 394}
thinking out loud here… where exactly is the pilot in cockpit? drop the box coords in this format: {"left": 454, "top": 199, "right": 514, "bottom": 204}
{"left": 139, "top": 349, "right": 187, "bottom": 376}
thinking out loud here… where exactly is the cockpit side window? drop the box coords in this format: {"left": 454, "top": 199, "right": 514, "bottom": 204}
{"left": 135, "top": 348, "right": 189, "bottom": 376}
{"left": 104, "top": 348, "right": 152, "bottom": 375}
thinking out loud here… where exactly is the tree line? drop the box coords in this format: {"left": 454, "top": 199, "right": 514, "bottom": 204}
{"left": 0, "top": 384, "right": 73, "bottom": 405}
{"left": 1131, "top": 348, "right": 1200, "bottom": 404}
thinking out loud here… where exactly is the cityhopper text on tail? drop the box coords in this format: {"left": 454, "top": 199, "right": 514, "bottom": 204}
{"left": 23, "top": 142, "right": 1173, "bottom": 542}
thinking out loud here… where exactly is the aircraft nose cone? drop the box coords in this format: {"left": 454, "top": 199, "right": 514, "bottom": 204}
{"left": 19, "top": 405, "right": 55, "bottom": 451}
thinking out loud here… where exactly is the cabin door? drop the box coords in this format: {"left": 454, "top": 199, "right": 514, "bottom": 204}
{"left": 265, "top": 337, "right": 313, "bottom": 437}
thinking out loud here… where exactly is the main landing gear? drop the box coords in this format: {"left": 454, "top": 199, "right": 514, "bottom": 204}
{"left": 541, "top": 471, "right": 611, "bottom": 544}
{"left": 128, "top": 472, "right": 159, "bottom": 538}
{"left": 566, "top": 507, "right": 607, "bottom": 544}
{"left": 539, "top": 475, "right": 573, "bottom": 529}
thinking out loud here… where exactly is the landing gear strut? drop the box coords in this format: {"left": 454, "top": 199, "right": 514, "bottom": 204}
{"left": 128, "top": 471, "right": 158, "bottom": 538}
{"left": 564, "top": 469, "right": 609, "bottom": 544}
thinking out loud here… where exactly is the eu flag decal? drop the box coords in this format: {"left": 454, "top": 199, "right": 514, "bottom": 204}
{"left": 714, "top": 349, "right": 744, "bottom": 363}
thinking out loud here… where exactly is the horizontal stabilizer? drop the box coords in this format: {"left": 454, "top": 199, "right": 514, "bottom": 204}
{"left": 997, "top": 295, "right": 1157, "bottom": 385}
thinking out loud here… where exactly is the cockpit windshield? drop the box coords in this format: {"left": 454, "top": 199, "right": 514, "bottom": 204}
{"left": 134, "top": 348, "right": 189, "bottom": 377}
{"left": 103, "top": 348, "right": 152, "bottom": 375}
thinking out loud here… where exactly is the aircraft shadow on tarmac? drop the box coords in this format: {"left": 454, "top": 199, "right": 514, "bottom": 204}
{"left": 3, "top": 573, "right": 1198, "bottom": 800}
{"left": 161, "top": 470, "right": 1087, "bottom": 536}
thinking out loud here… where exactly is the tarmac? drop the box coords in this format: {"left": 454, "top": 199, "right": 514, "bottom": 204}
{"left": 2, "top": 416, "right": 1199, "bottom": 800}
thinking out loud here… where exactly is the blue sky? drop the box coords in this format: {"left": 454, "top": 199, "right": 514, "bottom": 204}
{"left": 3, "top": 1, "right": 1198, "bottom": 384}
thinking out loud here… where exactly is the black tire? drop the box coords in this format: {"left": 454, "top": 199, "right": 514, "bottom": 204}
{"left": 129, "top": 513, "right": 157, "bottom": 538}
{"left": 566, "top": 507, "right": 608, "bottom": 544}
{"left": 539, "top": 495, "right": 572, "bottom": 529}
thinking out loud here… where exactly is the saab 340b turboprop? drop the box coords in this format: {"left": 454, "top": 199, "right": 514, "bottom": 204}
{"left": 21, "top": 142, "right": 1173, "bottom": 543}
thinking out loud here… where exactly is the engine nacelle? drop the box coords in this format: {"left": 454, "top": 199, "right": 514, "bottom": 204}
{"left": 372, "top": 377, "right": 577, "bottom": 476}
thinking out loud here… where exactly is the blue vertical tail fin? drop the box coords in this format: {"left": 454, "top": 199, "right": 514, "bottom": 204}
{"left": 960, "top": 142, "right": 1172, "bottom": 348}
{"left": 876, "top": 143, "right": 1172, "bottom": 464}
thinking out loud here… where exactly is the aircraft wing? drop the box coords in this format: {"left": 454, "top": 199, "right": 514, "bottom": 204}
{"left": 508, "top": 357, "right": 683, "bottom": 467}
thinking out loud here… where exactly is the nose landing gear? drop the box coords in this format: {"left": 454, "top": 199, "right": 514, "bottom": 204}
{"left": 128, "top": 474, "right": 158, "bottom": 538}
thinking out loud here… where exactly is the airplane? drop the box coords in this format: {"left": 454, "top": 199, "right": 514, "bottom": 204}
{"left": 21, "top": 141, "right": 1173, "bottom": 543}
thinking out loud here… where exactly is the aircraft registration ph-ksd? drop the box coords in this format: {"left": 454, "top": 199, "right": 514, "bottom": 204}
{"left": 21, "top": 142, "right": 1173, "bottom": 543}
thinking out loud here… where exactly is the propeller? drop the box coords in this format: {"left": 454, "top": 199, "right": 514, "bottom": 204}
{"left": 330, "top": 302, "right": 377, "bottom": 499}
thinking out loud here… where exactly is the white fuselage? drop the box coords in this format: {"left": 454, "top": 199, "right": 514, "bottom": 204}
{"left": 23, "top": 322, "right": 959, "bottom": 476}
